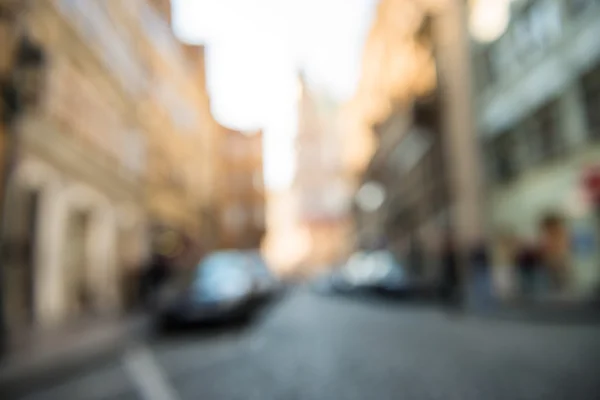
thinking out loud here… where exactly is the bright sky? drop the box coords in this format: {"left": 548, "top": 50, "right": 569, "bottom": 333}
{"left": 173, "top": 0, "right": 376, "bottom": 190}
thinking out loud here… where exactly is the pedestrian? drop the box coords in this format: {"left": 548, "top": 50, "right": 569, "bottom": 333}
{"left": 539, "top": 213, "right": 571, "bottom": 294}
{"left": 139, "top": 251, "right": 171, "bottom": 310}
{"left": 408, "top": 237, "right": 424, "bottom": 279}
{"left": 439, "top": 236, "right": 461, "bottom": 309}
{"left": 515, "top": 242, "right": 540, "bottom": 301}
{"left": 468, "top": 240, "right": 492, "bottom": 310}
{"left": 495, "top": 232, "right": 518, "bottom": 300}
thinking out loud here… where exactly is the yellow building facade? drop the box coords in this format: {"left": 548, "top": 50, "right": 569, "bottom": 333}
{"left": 0, "top": 0, "right": 217, "bottom": 347}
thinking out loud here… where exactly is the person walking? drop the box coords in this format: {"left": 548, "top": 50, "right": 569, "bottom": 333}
{"left": 515, "top": 242, "right": 541, "bottom": 301}
{"left": 539, "top": 214, "right": 570, "bottom": 294}
{"left": 440, "top": 236, "right": 461, "bottom": 309}
{"left": 139, "top": 251, "right": 171, "bottom": 310}
{"left": 469, "top": 240, "right": 492, "bottom": 310}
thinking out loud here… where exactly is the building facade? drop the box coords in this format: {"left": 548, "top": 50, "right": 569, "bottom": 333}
{"left": 293, "top": 75, "right": 353, "bottom": 271}
{"left": 2, "top": 0, "right": 149, "bottom": 338}
{"left": 349, "top": 0, "right": 481, "bottom": 276}
{"left": 473, "top": 0, "right": 600, "bottom": 297}
{"left": 216, "top": 127, "right": 265, "bottom": 250}
{"left": 137, "top": 0, "right": 216, "bottom": 253}
{"left": 357, "top": 94, "right": 450, "bottom": 282}
{"left": 0, "top": 0, "right": 217, "bottom": 348}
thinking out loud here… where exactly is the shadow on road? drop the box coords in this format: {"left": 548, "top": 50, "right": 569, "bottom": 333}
{"left": 155, "top": 292, "right": 287, "bottom": 342}
{"left": 314, "top": 287, "right": 600, "bottom": 327}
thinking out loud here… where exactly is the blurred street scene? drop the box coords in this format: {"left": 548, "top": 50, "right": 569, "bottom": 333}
{"left": 1, "top": 0, "right": 600, "bottom": 398}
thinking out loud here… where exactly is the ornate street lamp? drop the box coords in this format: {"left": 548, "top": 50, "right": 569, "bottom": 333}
{"left": 2, "top": 35, "right": 46, "bottom": 122}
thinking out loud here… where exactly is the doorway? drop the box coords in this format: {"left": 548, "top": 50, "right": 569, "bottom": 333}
{"left": 64, "top": 210, "right": 93, "bottom": 317}
{"left": 21, "top": 190, "right": 40, "bottom": 324}
{"left": 10, "top": 189, "right": 41, "bottom": 326}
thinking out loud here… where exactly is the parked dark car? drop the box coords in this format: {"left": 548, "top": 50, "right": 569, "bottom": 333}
{"left": 157, "top": 251, "right": 255, "bottom": 328}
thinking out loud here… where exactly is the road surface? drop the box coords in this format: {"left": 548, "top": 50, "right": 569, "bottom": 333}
{"left": 11, "top": 289, "right": 600, "bottom": 399}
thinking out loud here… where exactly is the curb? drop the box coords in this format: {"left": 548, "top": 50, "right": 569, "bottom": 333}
{"left": 466, "top": 302, "right": 600, "bottom": 325}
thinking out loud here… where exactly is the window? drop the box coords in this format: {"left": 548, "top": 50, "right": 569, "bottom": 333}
{"left": 121, "top": 130, "right": 146, "bottom": 175}
{"left": 492, "top": 131, "right": 520, "bottom": 183}
{"left": 487, "top": 0, "right": 562, "bottom": 81}
{"left": 139, "top": 2, "right": 184, "bottom": 66}
{"left": 392, "top": 128, "right": 431, "bottom": 173}
{"left": 479, "top": 47, "right": 497, "bottom": 88}
{"left": 490, "top": 38, "right": 513, "bottom": 80}
{"left": 528, "top": 100, "right": 563, "bottom": 161}
{"left": 483, "top": 142, "right": 497, "bottom": 183}
{"left": 581, "top": 63, "right": 600, "bottom": 140}
{"left": 567, "top": 0, "right": 599, "bottom": 19}
{"left": 512, "top": 4, "right": 539, "bottom": 65}
{"left": 156, "top": 84, "right": 199, "bottom": 131}
{"left": 57, "top": 0, "right": 147, "bottom": 96}
{"left": 408, "top": 156, "right": 425, "bottom": 193}
{"left": 490, "top": 100, "right": 565, "bottom": 177}
{"left": 528, "top": 0, "right": 562, "bottom": 50}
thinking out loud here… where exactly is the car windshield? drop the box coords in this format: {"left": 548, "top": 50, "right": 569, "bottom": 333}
{"left": 193, "top": 252, "right": 252, "bottom": 299}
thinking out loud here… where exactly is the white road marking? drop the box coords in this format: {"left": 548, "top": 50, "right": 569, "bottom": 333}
{"left": 123, "top": 345, "right": 180, "bottom": 400}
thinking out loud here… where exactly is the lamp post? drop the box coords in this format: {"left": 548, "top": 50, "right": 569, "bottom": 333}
{"left": 0, "top": 15, "right": 46, "bottom": 355}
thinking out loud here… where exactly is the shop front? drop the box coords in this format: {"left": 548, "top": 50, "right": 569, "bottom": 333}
{"left": 489, "top": 154, "right": 600, "bottom": 301}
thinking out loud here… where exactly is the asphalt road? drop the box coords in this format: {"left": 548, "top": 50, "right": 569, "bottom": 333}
{"left": 11, "top": 289, "right": 600, "bottom": 400}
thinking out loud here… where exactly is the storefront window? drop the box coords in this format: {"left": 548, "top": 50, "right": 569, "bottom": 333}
{"left": 487, "top": 0, "right": 562, "bottom": 83}
{"left": 492, "top": 129, "right": 521, "bottom": 183}
{"left": 479, "top": 46, "right": 497, "bottom": 88}
{"left": 566, "top": 0, "right": 600, "bottom": 19}
{"left": 581, "top": 63, "right": 600, "bottom": 141}
{"left": 531, "top": 100, "right": 564, "bottom": 161}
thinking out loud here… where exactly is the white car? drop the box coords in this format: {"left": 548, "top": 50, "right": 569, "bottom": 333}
{"left": 341, "top": 251, "right": 403, "bottom": 289}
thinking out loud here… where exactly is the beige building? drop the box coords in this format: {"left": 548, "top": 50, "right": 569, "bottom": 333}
{"left": 215, "top": 126, "right": 266, "bottom": 250}
{"left": 0, "top": 0, "right": 217, "bottom": 348}
{"left": 138, "top": 2, "right": 217, "bottom": 250}
{"left": 3, "top": 0, "right": 149, "bottom": 338}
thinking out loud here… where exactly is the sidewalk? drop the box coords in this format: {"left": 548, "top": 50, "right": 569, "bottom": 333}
{"left": 466, "top": 296, "right": 600, "bottom": 325}
{"left": 0, "top": 313, "right": 150, "bottom": 391}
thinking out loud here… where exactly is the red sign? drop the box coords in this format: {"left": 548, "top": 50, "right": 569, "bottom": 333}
{"left": 583, "top": 165, "right": 600, "bottom": 205}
